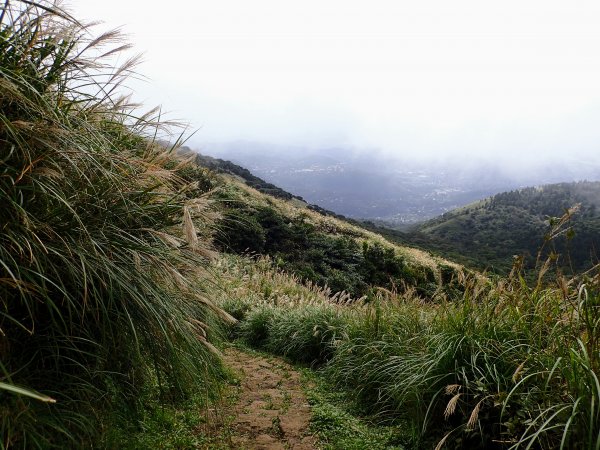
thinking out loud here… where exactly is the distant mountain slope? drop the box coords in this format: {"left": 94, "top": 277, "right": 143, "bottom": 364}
{"left": 398, "top": 181, "right": 600, "bottom": 273}
{"left": 194, "top": 152, "right": 305, "bottom": 202}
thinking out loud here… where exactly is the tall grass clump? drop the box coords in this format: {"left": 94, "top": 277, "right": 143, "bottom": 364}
{"left": 214, "top": 255, "right": 355, "bottom": 364}
{"left": 326, "top": 267, "right": 600, "bottom": 449}
{"left": 237, "top": 304, "right": 348, "bottom": 364}
{"left": 0, "top": 2, "right": 230, "bottom": 447}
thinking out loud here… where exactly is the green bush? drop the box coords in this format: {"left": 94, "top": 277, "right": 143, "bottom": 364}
{"left": 235, "top": 304, "right": 347, "bottom": 365}
{"left": 238, "top": 306, "right": 277, "bottom": 347}
{"left": 217, "top": 203, "right": 438, "bottom": 298}
{"left": 264, "top": 306, "right": 347, "bottom": 364}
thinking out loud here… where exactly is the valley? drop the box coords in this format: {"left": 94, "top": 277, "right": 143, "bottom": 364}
{"left": 202, "top": 141, "right": 600, "bottom": 225}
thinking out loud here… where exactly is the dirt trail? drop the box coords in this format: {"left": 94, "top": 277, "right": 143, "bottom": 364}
{"left": 221, "top": 348, "right": 317, "bottom": 450}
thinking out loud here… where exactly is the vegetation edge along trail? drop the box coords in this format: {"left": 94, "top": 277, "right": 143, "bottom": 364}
{"left": 0, "top": 3, "right": 232, "bottom": 447}
{"left": 213, "top": 253, "right": 600, "bottom": 449}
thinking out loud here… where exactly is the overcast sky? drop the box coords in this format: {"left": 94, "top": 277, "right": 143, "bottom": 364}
{"left": 70, "top": 1, "right": 600, "bottom": 165}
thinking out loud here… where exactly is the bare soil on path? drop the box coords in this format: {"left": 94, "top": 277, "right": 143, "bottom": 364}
{"left": 217, "top": 348, "right": 317, "bottom": 450}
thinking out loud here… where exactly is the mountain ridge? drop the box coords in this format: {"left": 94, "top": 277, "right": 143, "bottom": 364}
{"left": 379, "top": 180, "right": 600, "bottom": 274}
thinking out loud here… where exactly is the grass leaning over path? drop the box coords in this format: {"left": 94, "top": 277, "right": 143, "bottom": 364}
{"left": 0, "top": 2, "right": 232, "bottom": 447}
{"left": 213, "top": 253, "right": 600, "bottom": 449}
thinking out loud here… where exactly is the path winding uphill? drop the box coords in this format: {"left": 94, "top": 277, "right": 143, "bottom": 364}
{"left": 221, "top": 348, "right": 317, "bottom": 450}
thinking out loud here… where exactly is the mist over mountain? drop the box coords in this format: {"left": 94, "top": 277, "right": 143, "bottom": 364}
{"left": 200, "top": 141, "right": 600, "bottom": 224}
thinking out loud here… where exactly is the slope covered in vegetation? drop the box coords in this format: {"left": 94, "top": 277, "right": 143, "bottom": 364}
{"left": 206, "top": 171, "right": 465, "bottom": 299}
{"left": 200, "top": 172, "right": 600, "bottom": 448}
{"left": 374, "top": 181, "right": 600, "bottom": 274}
{"left": 214, "top": 252, "right": 600, "bottom": 449}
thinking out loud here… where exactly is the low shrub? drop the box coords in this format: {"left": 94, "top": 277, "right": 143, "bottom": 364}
{"left": 264, "top": 306, "right": 348, "bottom": 364}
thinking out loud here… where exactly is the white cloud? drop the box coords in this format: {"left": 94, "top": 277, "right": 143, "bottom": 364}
{"left": 70, "top": 0, "right": 600, "bottom": 163}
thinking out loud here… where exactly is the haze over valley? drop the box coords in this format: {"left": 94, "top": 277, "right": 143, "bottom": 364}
{"left": 202, "top": 141, "right": 600, "bottom": 225}
{"left": 75, "top": 0, "right": 600, "bottom": 206}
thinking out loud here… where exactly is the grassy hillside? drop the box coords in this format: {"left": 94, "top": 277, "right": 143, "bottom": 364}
{"left": 0, "top": 3, "right": 231, "bottom": 447}
{"left": 378, "top": 181, "right": 600, "bottom": 274}
{"left": 199, "top": 166, "right": 466, "bottom": 300}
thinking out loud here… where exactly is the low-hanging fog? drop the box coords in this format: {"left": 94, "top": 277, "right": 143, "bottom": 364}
{"left": 72, "top": 0, "right": 600, "bottom": 220}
